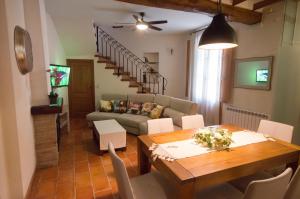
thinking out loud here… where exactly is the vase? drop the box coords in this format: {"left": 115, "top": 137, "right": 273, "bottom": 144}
{"left": 49, "top": 95, "right": 58, "bottom": 105}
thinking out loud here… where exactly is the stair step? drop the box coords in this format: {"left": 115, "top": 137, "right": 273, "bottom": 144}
{"left": 98, "top": 60, "right": 114, "bottom": 64}
{"left": 129, "top": 81, "right": 141, "bottom": 87}
{"left": 121, "top": 75, "right": 130, "bottom": 81}
{"left": 105, "top": 66, "right": 118, "bottom": 69}
{"left": 122, "top": 72, "right": 130, "bottom": 76}
{"left": 95, "top": 54, "right": 111, "bottom": 59}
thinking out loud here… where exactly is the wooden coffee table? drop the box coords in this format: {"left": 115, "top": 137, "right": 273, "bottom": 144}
{"left": 93, "top": 119, "right": 126, "bottom": 155}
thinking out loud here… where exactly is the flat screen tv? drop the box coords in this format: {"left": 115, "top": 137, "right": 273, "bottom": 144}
{"left": 49, "top": 64, "right": 70, "bottom": 87}
{"left": 256, "top": 69, "right": 268, "bottom": 82}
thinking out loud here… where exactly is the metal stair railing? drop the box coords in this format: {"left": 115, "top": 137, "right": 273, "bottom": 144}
{"left": 94, "top": 24, "right": 167, "bottom": 95}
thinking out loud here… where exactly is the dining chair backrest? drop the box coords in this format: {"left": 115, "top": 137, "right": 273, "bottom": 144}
{"left": 108, "top": 142, "right": 135, "bottom": 199}
{"left": 147, "top": 118, "right": 174, "bottom": 135}
{"left": 243, "top": 168, "right": 292, "bottom": 199}
{"left": 284, "top": 166, "right": 300, "bottom": 199}
{"left": 182, "top": 114, "right": 205, "bottom": 130}
{"left": 257, "top": 120, "right": 294, "bottom": 143}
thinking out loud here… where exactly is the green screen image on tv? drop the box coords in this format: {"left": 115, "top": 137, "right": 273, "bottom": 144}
{"left": 256, "top": 69, "right": 268, "bottom": 82}
{"left": 49, "top": 64, "right": 70, "bottom": 87}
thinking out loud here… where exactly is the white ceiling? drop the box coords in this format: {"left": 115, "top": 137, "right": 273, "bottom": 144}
{"left": 45, "top": 0, "right": 213, "bottom": 34}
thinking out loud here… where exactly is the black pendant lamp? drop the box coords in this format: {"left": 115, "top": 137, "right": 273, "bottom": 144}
{"left": 199, "top": 0, "right": 238, "bottom": 49}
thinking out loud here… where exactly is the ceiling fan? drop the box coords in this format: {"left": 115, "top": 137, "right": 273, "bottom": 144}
{"left": 113, "top": 12, "right": 168, "bottom": 31}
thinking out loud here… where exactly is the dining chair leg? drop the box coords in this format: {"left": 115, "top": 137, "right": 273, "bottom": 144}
{"left": 287, "top": 159, "right": 300, "bottom": 174}
{"left": 138, "top": 138, "right": 151, "bottom": 175}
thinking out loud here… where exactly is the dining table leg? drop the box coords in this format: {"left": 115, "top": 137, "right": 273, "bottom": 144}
{"left": 137, "top": 138, "right": 151, "bottom": 175}
{"left": 175, "top": 182, "right": 195, "bottom": 199}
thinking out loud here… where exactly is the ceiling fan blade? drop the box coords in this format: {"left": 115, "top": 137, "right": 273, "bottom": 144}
{"left": 112, "top": 26, "right": 124, "bottom": 28}
{"left": 147, "top": 20, "right": 168, "bottom": 25}
{"left": 148, "top": 25, "right": 162, "bottom": 31}
{"left": 133, "top": 14, "right": 139, "bottom": 21}
{"left": 116, "top": 23, "right": 135, "bottom": 25}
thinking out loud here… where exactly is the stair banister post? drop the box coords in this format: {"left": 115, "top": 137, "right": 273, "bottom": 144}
{"left": 96, "top": 26, "right": 99, "bottom": 54}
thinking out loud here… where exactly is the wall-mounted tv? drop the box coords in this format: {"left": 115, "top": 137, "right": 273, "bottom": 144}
{"left": 256, "top": 69, "right": 269, "bottom": 82}
{"left": 49, "top": 64, "right": 70, "bottom": 87}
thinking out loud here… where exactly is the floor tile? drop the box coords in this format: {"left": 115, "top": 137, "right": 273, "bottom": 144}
{"left": 31, "top": 119, "right": 140, "bottom": 199}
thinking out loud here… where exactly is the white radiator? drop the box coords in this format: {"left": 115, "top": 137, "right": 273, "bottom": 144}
{"left": 222, "top": 104, "right": 270, "bottom": 131}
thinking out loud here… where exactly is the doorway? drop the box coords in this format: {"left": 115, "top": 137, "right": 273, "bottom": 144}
{"left": 67, "top": 59, "right": 95, "bottom": 118}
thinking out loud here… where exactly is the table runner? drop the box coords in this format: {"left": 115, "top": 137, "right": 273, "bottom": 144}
{"left": 150, "top": 131, "right": 269, "bottom": 161}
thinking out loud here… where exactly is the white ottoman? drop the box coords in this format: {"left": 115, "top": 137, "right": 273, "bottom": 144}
{"left": 93, "top": 119, "right": 126, "bottom": 155}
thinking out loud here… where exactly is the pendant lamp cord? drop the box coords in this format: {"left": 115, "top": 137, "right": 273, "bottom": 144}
{"left": 218, "top": 0, "right": 222, "bottom": 14}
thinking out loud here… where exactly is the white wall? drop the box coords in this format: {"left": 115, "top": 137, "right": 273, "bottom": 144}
{"left": 0, "top": 0, "right": 37, "bottom": 198}
{"left": 47, "top": 13, "right": 188, "bottom": 99}
{"left": 228, "top": 2, "right": 284, "bottom": 114}
{"left": 46, "top": 13, "right": 69, "bottom": 107}
{"left": 272, "top": 1, "right": 300, "bottom": 144}
{"left": 24, "top": 0, "right": 50, "bottom": 106}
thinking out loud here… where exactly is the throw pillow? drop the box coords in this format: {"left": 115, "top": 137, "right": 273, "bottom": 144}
{"left": 112, "top": 100, "right": 121, "bottom": 113}
{"left": 100, "top": 100, "right": 113, "bottom": 112}
{"left": 141, "top": 102, "right": 156, "bottom": 116}
{"left": 119, "top": 100, "right": 127, "bottom": 113}
{"left": 127, "top": 101, "right": 142, "bottom": 114}
{"left": 149, "top": 105, "right": 164, "bottom": 119}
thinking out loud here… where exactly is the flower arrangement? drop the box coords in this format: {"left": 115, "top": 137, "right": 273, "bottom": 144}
{"left": 193, "top": 127, "right": 233, "bottom": 150}
{"left": 46, "top": 68, "right": 59, "bottom": 104}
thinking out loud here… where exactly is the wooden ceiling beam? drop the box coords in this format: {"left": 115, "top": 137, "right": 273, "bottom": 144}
{"left": 232, "top": 0, "right": 247, "bottom": 6}
{"left": 253, "top": 0, "right": 283, "bottom": 10}
{"left": 116, "top": 0, "right": 262, "bottom": 25}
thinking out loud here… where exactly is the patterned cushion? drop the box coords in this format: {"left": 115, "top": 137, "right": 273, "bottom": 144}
{"left": 149, "top": 105, "right": 164, "bottom": 119}
{"left": 141, "top": 102, "right": 156, "bottom": 116}
{"left": 127, "top": 101, "right": 142, "bottom": 115}
{"left": 112, "top": 100, "right": 128, "bottom": 113}
{"left": 100, "top": 100, "right": 113, "bottom": 112}
{"left": 119, "top": 100, "right": 127, "bottom": 113}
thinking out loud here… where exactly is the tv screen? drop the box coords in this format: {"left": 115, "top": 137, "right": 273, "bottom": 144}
{"left": 49, "top": 64, "right": 70, "bottom": 87}
{"left": 256, "top": 69, "right": 268, "bottom": 82}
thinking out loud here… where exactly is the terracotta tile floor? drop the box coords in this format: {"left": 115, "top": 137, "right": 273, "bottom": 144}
{"left": 28, "top": 119, "right": 139, "bottom": 199}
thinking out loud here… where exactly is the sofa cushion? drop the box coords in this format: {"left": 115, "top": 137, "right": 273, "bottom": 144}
{"left": 118, "top": 114, "right": 149, "bottom": 128}
{"left": 113, "top": 100, "right": 127, "bottom": 113}
{"left": 163, "top": 108, "right": 186, "bottom": 127}
{"left": 128, "top": 94, "right": 154, "bottom": 103}
{"left": 100, "top": 100, "right": 113, "bottom": 112}
{"left": 149, "top": 105, "right": 164, "bottom": 119}
{"left": 101, "top": 94, "right": 127, "bottom": 101}
{"left": 86, "top": 112, "right": 122, "bottom": 121}
{"left": 170, "top": 97, "right": 198, "bottom": 114}
{"left": 154, "top": 94, "right": 171, "bottom": 107}
{"left": 141, "top": 102, "right": 156, "bottom": 116}
{"left": 127, "top": 102, "right": 142, "bottom": 115}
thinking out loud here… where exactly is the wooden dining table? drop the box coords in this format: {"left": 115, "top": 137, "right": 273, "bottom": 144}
{"left": 137, "top": 125, "right": 300, "bottom": 199}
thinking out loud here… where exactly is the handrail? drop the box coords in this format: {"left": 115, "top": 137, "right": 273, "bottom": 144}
{"left": 93, "top": 24, "right": 167, "bottom": 95}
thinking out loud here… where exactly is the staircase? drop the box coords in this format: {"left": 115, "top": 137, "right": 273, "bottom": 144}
{"left": 93, "top": 24, "right": 167, "bottom": 94}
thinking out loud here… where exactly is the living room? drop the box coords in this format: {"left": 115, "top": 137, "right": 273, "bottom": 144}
{"left": 1, "top": 0, "right": 300, "bottom": 199}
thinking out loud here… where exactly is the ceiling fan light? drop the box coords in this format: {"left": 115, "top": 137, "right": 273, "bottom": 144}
{"left": 199, "top": 14, "right": 238, "bottom": 50}
{"left": 136, "top": 22, "right": 148, "bottom": 30}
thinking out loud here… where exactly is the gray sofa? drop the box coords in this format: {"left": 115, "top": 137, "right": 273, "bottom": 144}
{"left": 86, "top": 94, "right": 198, "bottom": 135}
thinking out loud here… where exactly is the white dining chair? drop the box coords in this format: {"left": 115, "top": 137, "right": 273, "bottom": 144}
{"left": 284, "top": 166, "right": 300, "bottom": 199}
{"left": 108, "top": 142, "right": 174, "bottom": 199}
{"left": 258, "top": 120, "right": 294, "bottom": 143}
{"left": 147, "top": 118, "right": 174, "bottom": 135}
{"left": 181, "top": 114, "right": 205, "bottom": 130}
{"left": 196, "top": 168, "right": 293, "bottom": 199}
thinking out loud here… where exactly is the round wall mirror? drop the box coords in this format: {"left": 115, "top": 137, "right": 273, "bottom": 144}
{"left": 14, "top": 26, "right": 33, "bottom": 75}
